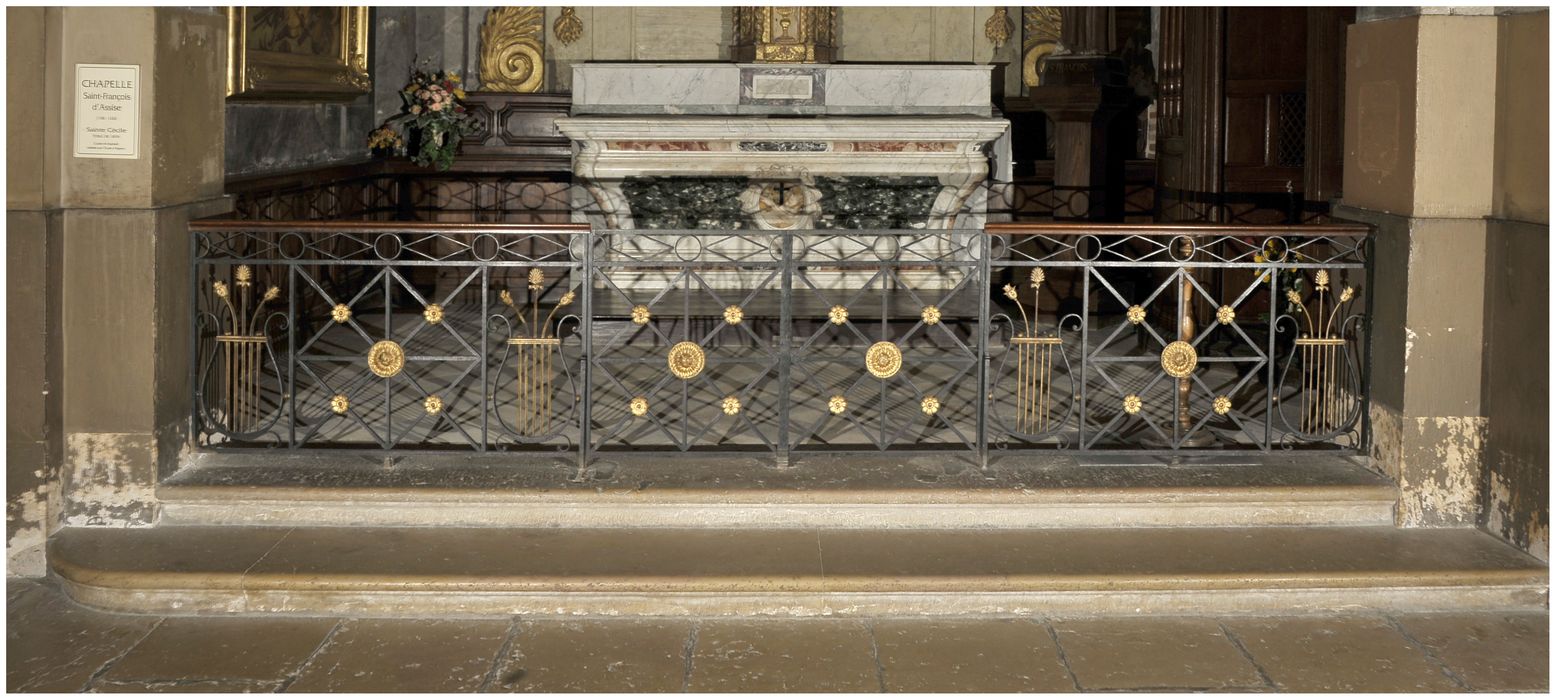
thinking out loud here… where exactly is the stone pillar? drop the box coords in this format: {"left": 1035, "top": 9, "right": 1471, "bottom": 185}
{"left": 1480, "top": 9, "right": 1548, "bottom": 559}
{"left": 30, "top": 8, "right": 229, "bottom": 540}
{"left": 1334, "top": 8, "right": 1498, "bottom": 528}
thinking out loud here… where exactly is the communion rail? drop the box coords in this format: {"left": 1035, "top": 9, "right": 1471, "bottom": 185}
{"left": 190, "top": 219, "right": 1371, "bottom": 465}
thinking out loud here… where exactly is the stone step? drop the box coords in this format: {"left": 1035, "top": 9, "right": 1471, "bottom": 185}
{"left": 157, "top": 452, "right": 1399, "bottom": 529}
{"left": 50, "top": 525, "right": 1546, "bottom": 617}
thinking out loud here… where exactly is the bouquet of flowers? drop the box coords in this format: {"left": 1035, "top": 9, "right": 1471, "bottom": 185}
{"left": 368, "top": 63, "right": 477, "bottom": 171}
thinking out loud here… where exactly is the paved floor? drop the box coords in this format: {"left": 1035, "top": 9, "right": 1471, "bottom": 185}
{"left": 8, "top": 578, "right": 1547, "bottom": 693}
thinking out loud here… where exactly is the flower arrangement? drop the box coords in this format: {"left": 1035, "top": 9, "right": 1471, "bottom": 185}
{"left": 368, "top": 63, "right": 477, "bottom": 171}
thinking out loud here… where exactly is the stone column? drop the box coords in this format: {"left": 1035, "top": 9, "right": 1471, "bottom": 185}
{"left": 30, "top": 8, "right": 229, "bottom": 544}
{"left": 1334, "top": 8, "right": 1498, "bottom": 528}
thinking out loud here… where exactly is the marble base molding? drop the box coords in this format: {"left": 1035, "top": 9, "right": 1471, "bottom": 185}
{"left": 555, "top": 116, "right": 1009, "bottom": 231}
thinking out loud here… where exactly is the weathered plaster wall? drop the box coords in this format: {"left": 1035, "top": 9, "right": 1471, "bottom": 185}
{"left": 1480, "top": 9, "right": 1548, "bottom": 560}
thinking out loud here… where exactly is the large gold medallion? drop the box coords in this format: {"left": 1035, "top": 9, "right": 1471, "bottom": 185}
{"left": 667, "top": 341, "right": 706, "bottom": 380}
{"left": 865, "top": 341, "right": 903, "bottom": 379}
{"left": 1160, "top": 341, "right": 1198, "bottom": 379}
{"left": 367, "top": 340, "right": 406, "bottom": 378}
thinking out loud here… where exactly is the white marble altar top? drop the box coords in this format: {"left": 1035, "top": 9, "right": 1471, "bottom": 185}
{"left": 572, "top": 63, "right": 996, "bottom": 116}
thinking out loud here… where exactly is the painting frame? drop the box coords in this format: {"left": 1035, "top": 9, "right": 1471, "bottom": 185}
{"left": 227, "top": 7, "right": 371, "bottom": 101}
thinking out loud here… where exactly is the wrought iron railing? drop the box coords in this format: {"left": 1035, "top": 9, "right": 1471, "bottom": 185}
{"left": 191, "top": 220, "right": 1370, "bottom": 464}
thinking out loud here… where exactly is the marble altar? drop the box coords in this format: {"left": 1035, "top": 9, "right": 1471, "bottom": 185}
{"left": 557, "top": 63, "right": 1011, "bottom": 290}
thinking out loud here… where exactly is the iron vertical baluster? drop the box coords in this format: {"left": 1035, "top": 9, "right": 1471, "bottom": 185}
{"left": 578, "top": 229, "right": 593, "bottom": 472}
{"left": 775, "top": 229, "right": 795, "bottom": 468}
{"left": 382, "top": 263, "right": 393, "bottom": 449}
{"left": 975, "top": 231, "right": 991, "bottom": 470}
{"left": 1264, "top": 261, "right": 1277, "bottom": 450}
{"left": 1360, "top": 239, "right": 1375, "bottom": 452}
{"left": 480, "top": 264, "right": 489, "bottom": 451}
{"left": 878, "top": 257, "right": 888, "bottom": 449}
{"left": 288, "top": 264, "right": 297, "bottom": 448}
{"left": 1078, "top": 264, "right": 1091, "bottom": 448}
{"left": 188, "top": 232, "right": 201, "bottom": 442}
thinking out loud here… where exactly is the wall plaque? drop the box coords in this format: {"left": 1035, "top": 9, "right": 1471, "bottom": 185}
{"left": 74, "top": 64, "right": 139, "bottom": 159}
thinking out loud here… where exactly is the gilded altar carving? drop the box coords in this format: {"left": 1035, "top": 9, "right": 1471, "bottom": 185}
{"left": 1022, "top": 7, "right": 1063, "bottom": 87}
{"left": 552, "top": 7, "right": 584, "bottom": 47}
{"left": 479, "top": 7, "right": 544, "bottom": 92}
{"left": 733, "top": 7, "right": 837, "bottom": 64}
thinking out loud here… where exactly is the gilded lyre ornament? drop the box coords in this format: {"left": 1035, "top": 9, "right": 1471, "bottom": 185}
{"left": 732, "top": 7, "right": 838, "bottom": 63}
{"left": 498, "top": 270, "right": 575, "bottom": 437}
{"left": 1021, "top": 7, "right": 1063, "bottom": 87}
{"left": 1008, "top": 267, "right": 1061, "bottom": 435}
{"left": 984, "top": 7, "right": 1013, "bottom": 49}
{"left": 1290, "top": 270, "right": 1358, "bottom": 435}
{"left": 479, "top": 7, "right": 544, "bottom": 92}
{"left": 211, "top": 265, "right": 280, "bottom": 433}
{"left": 553, "top": 7, "right": 584, "bottom": 46}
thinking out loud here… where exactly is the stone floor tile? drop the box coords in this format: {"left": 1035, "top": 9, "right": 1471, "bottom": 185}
{"left": 284, "top": 618, "right": 510, "bottom": 692}
{"left": 1050, "top": 617, "right": 1266, "bottom": 690}
{"left": 1224, "top": 615, "right": 1464, "bottom": 692}
{"left": 1392, "top": 612, "right": 1549, "bottom": 691}
{"left": 689, "top": 619, "right": 880, "bottom": 692}
{"left": 491, "top": 618, "right": 693, "bottom": 692}
{"left": 6, "top": 580, "right": 161, "bottom": 692}
{"left": 102, "top": 616, "right": 339, "bottom": 684}
{"left": 872, "top": 618, "right": 1075, "bottom": 692}
{"left": 90, "top": 678, "right": 282, "bottom": 692}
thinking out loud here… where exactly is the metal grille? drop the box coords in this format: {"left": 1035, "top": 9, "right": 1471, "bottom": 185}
{"left": 1277, "top": 92, "right": 1307, "bottom": 168}
{"left": 192, "top": 221, "right": 1371, "bottom": 465}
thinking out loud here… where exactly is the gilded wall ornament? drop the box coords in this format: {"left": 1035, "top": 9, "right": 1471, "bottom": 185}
{"left": 424, "top": 395, "right": 444, "bottom": 415}
{"left": 865, "top": 341, "right": 903, "bottom": 379}
{"left": 630, "top": 396, "right": 649, "bottom": 417}
{"left": 479, "top": 6, "right": 544, "bottom": 92}
{"left": 828, "top": 305, "right": 849, "bottom": 325}
{"left": 667, "top": 341, "right": 706, "bottom": 380}
{"left": 920, "top": 306, "right": 942, "bottom": 326}
{"left": 330, "top": 394, "right": 350, "bottom": 415}
{"left": 332, "top": 303, "right": 352, "bottom": 324}
{"left": 367, "top": 339, "right": 406, "bottom": 378}
{"left": 553, "top": 6, "right": 583, "bottom": 46}
{"left": 631, "top": 305, "right": 652, "bottom": 325}
{"left": 1126, "top": 305, "right": 1146, "bottom": 325}
{"left": 1122, "top": 394, "right": 1142, "bottom": 415}
{"left": 424, "top": 303, "right": 445, "bottom": 325}
{"left": 1022, "top": 7, "right": 1063, "bottom": 88}
{"left": 984, "top": 7, "right": 1012, "bottom": 49}
{"left": 721, "top": 395, "right": 742, "bottom": 416}
{"left": 921, "top": 395, "right": 941, "bottom": 416}
{"left": 1160, "top": 341, "right": 1198, "bottom": 379}
{"left": 723, "top": 305, "right": 745, "bottom": 325}
{"left": 828, "top": 394, "right": 848, "bottom": 415}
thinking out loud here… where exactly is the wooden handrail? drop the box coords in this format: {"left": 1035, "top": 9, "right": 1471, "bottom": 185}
{"left": 985, "top": 222, "right": 1370, "bottom": 236}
